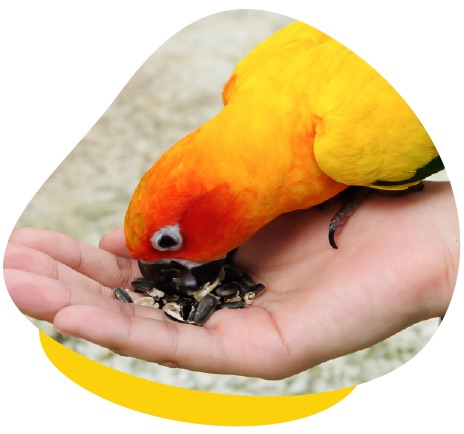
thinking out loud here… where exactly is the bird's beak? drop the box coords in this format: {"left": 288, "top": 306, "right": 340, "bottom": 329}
{"left": 137, "top": 257, "right": 226, "bottom": 293}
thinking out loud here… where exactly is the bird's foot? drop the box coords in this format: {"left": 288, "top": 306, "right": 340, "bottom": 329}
{"left": 328, "top": 187, "right": 370, "bottom": 249}
{"left": 328, "top": 181, "right": 426, "bottom": 249}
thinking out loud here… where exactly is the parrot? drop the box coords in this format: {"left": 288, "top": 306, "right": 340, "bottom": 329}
{"left": 124, "top": 20, "right": 444, "bottom": 273}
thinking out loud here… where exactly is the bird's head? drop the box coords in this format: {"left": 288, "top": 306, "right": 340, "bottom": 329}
{"left": 123, "top": 129, "right": 266, "bottom": 271}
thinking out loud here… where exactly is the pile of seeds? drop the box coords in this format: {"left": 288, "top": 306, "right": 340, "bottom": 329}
{"left": 113, "top": 260, "right": 265, "bottom": 326}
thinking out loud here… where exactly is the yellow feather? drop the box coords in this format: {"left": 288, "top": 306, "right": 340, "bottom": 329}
{"left": 125, "top": 20, "right": 443, "bottom": 262}
{"left": 224, "top": 21, "right": 439, "bottom": 190}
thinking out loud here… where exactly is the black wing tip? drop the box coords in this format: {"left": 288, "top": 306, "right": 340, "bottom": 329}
{"left": 373, "top": 155, "right": 445, "bottom": 188}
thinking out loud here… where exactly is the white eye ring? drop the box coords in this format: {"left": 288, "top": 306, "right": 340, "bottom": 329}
{"left": 151, "top": 224, "right": 183, "bottom": 251}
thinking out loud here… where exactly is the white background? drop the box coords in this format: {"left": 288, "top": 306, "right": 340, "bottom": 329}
{"left": 1, "top": 0, "right": 463, "bottom": 432}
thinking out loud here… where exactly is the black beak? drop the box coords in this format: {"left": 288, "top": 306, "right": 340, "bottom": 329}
{"left": 137, "top": 257, "right": 226, "bottom": 296}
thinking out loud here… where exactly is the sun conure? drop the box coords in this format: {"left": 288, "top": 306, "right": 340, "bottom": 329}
{"left": 124, "top": 20, "right": 444, "bottom": 267}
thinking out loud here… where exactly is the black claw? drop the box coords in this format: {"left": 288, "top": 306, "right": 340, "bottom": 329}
{"left": 327, "top": 187, "right": 369, "bottom": 249}
{"left": 328, "top": 224, "right": 338, "bottom": 249}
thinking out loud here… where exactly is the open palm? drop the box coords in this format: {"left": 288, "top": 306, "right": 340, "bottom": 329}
{"left": 4, "top": 181, "right": 457, "bottom": 379}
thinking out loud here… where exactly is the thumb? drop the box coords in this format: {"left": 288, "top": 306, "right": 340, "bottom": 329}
{"left": 99, "top": 227, "right": 132, "bottom": 258}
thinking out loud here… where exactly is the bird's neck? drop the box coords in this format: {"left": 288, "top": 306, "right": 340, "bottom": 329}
{"left": 184, "top": 104, "right": 347, "bottom": 219}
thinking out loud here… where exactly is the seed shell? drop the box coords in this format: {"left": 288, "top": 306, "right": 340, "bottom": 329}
{"left": 194, "top": 294, "right": 218, "bottom": 325}
{"left": 113, "top": 287, "right": 133, "bottom": 303}
{"left": 217, "top": 300, "right": 246, "bottom": 309}
{"left": 134, "top": 297, "right": 156, "bottom": 306}
{"left": 115, "top": 260, "right": 265, "bottom": 325}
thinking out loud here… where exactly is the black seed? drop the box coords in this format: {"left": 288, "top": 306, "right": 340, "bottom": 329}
{"left": 113, "top": 287, "right": 133, "bottom": 303}
{"left": 214, "top": 286, "right": 239, "bottom": 298}
{"left": 133, "top": 259, "right": 264, "bottom": 325}
{"left": 217, "top": 300, "right": 246, "bottom": 309}
{"left": 251, "top": 283, "right": 266, "bottom": 297}
{"left": 236, "top": 281, "right": 252, "bottom": 295}
{"left": 194, "top": 294, "right": 218, "bottom": 325}
{"left": 131, "top": 278, "right": 155, "bottom": 293}
{"left": 217, "top": 281, "right": 249, "bottom": 296}
{"left": 223, "top": 264, "right": 256, "bottom": 288}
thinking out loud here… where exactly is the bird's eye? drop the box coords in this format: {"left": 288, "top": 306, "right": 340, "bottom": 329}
{"left": 151, "top": 224, "right": 183, "bottom": 251}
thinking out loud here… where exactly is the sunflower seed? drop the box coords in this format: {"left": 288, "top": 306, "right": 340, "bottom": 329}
{"left": 113, "top": 287, "right": 133, "bottom": 303}
{"left": 217, "top": 300, "right": 246, "bottom": 309}
{"left": 115, "top": 260, "right": 265, "bottom": 325}
{"left": 194, "top": 294, "right": 218, "bottom": 325}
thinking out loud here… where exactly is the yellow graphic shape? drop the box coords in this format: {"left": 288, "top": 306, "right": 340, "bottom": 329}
{"left": 40, "top": 331, "right": 355, "bottom": 425}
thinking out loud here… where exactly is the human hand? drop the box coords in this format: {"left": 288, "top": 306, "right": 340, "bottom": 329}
{"left": 4, "top": 181, "right": 458, "bottom": 380}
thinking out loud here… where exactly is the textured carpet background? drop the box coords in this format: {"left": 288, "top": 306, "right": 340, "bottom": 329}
{"left": 16, "top": 10, "right": 444, "bottom": 395}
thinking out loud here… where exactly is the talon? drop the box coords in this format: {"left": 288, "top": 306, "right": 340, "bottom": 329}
{"left": 327, "top": 187, "right": 369, "bottom": 249}
{"left": 328, "top": 222, "right": 339, "bottom": 249}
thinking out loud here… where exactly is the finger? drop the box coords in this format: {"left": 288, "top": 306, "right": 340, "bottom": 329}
{"left": 5, "top": 268, "right": 105, "bottom": 322}
{"left": 99, "top": 227, "right": 132, "bottom": 258}
{"left": 53, "top": 304, "right": 287, "bottom": 377}
{"left": 4, "top": 268, "right": 165, "bottom": 323}
{"left": 54, "top": 304, "right": 230, "bottom": 372}
{"left": 9, "top": 228, "right": 140, "bottom": 289}
{"left": 5, "top": 242, "right": 114, "bottom": 297}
